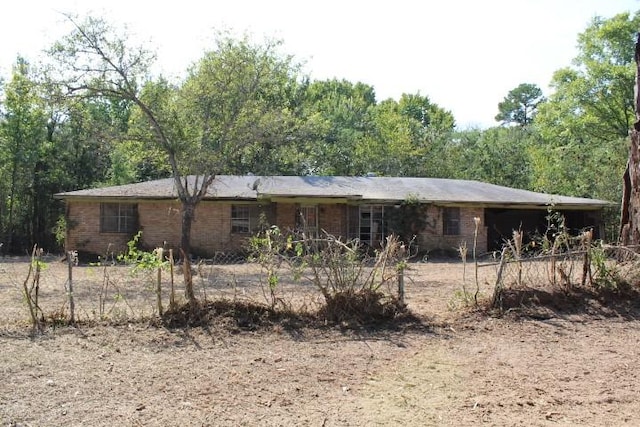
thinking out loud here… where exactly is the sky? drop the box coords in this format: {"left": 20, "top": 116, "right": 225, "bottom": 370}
{"left": 1, "top": 0, "right": 639, "bottom": 129}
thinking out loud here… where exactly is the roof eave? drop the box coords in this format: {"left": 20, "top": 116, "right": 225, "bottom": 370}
{"left": 434, "top": 201, "right": 610, "bottom": 210}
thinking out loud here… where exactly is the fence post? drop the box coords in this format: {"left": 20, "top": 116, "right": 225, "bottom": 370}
{"left": 492, "top": 247, "right": 508, "bottom": 309}
{"left": 513, "top": 230, "right": 523, "bottom": 288}
{"left": 397, "top": 265, "right": 405, "bottom": 306}
{"left": 581, "top": 230, "right": 593, "bottom": 287}
{"left": 550, "top": 240, "right": 557, "bottom": 286}
{"left": 22, "top": 245, "right": 38, "bottom": 331}
{"left": 156, "top": 247, "right": 163, "bottom": 316}
{"left": 169, "top": 249, "right": 175, "bottom": 308}
{"left": 67, "top": 250, "right": 77, "bottom": 324}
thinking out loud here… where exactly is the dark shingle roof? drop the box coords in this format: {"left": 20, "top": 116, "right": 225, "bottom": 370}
{"left": 55, "top": 175, "right": 611, "bottom": 209}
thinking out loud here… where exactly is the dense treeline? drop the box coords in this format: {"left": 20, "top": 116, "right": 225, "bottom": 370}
{"left": 0, "top": 11, "right": 636, "bottom": 253}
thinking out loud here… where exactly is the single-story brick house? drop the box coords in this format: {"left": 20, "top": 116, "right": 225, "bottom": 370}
{"left": 54, "top": 175, "right": 611, "bottom": 258}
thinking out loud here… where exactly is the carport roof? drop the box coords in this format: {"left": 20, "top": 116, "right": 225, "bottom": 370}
{"left": 55, "top": 175, "right": 612, "bottom": 209}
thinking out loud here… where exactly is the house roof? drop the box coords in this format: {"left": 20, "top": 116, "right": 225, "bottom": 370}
{"left": 54, "top": 175, "right": 612, "bottom": 209}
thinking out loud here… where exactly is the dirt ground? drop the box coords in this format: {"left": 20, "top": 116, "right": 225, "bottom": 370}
{"left": 1, "top": 257, "right": 640, "bottom": 426}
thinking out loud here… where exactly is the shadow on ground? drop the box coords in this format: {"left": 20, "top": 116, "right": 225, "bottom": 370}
{"left": 491, "top": 283, "right": 640, "bottom": 320}
{"left": 159, "top": 298, "right": 433, "bottom": 339}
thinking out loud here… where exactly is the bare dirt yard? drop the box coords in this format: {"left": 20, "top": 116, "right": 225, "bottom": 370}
{"left": 2, "top": 256, "right": 640, "bottom": 426}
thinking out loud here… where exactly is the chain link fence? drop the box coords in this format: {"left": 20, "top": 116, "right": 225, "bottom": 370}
{"left": 0, "top": 234, "right": 410, "bottom": 328}
{"left": 488, "top": 240, "right": 639, "bottom": 310}
{"left": 0, "top": 254, "right": 309, "bottom": 326}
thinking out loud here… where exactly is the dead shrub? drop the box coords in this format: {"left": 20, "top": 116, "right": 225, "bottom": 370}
{"left": 161, "top": 298, "right": 309, "bottom": 329}
{"left": 249, "top": 228, "right": 410, "bottom": 323}
{"left": 319, "top": 289, "right": 405, "bottom": 324}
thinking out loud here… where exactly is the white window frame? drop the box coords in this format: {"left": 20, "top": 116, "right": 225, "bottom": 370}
{"left": 100, "top": 203, "right": 137, "bottom": 233}
{"left": 359, "top": 205, "right": 384, "bottom": 246}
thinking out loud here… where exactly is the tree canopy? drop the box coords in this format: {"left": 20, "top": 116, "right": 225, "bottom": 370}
{"left": 535, "top": 11, "right": 639, "bottom": 142}
{"left": 495, "top": 83, "right": 545, "bottom": 126}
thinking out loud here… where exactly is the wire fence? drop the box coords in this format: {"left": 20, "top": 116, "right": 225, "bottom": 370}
{"left": 485, "top": 241, "right": 640, "bottom": 310}
{"left": 1, "top": 233, "right": 411, "bottom": 329}
{"left": 0, "top": 255, "right": 320, "bottom": 326}
{"left": 493, "top": 251, "right": 590, "bottom": 291}
{"left": 3, "top": 238, "right": 638, "bottom": 328}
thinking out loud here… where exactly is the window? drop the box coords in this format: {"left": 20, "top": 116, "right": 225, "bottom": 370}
{"left": 359, "top": 205, "right": 384, "bottom": 246}
{"left": 443, "top": 207, "right": 460, "bottom": 235}
{"left": 231, "top": 205, "right": 250, "bottom": 233}
{"left": 231, "top": 204, "right": 276, "bottom": 234}
{"left": 100, "top": 203, "right": 137, "bottom": 233}
{"left": 298, "top": 205, "right": 318, "bottom": 235}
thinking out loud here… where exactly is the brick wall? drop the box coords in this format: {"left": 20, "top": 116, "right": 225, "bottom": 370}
{"left": 318, "top": 204, "right": 347, "bottom": 237}
{"left": 66, "top": 202, "right": 132, "bottom": 256}
{"left": 66, "top": 200, "right": 488, "bottom": 258}
{"left": 417, "top": 206, "right": 487, "bottom": 255}
{"left": 276, "top": 203, "right": 297, "bottom": 231}
{"left": 138, "top": 201, "right": 182, "bottom": 250}
{"left": 139, "top": 201, "right": 248, "bottom": 256}
{"left": 66, "top": 201, "right": 244, "bottom": 257}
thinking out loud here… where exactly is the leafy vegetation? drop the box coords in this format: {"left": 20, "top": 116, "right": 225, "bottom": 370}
{"left": 495, "top": 83, "right": 545, "bottom": 126}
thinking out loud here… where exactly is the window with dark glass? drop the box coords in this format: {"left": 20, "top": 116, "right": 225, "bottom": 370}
{"left": 297, "top": 205, "right": 318, "bottom": 235}
{"left": 231, "top": 205, "right": 250, "bottom": 233}
{"left": 443, "top": 207, "right": 460, "bottom": 235}
{"left": 100, "top": 203, "right": 137, "bottom": 233}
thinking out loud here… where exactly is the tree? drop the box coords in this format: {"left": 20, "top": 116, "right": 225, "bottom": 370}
{"left": 0, "top": 57, "right": 48, "bottom": 251}
{"left": 179, "top": 43, "right": 304, "bottom": 177}
{"left": 535, "top": 12, "right": 639, "bottom": 142}
{"left": 299, "top": 79, "right": 376, "bottom": 175}
{"left": 620, "top": 34, "right": 640, "bottom": 245}
{"left": 355, "top": 93, "right": 455, "bottom": 177}
{"left": 51, "top": 96, "right": 132, "bottom": 189}
{"left": 529, "top": 135, "right": 626, "bottom": 201}
{"left": 355, "top": 98, "right": 416, "bottom": 176}
{"left": 453, "top": 126, "right": 536, "bottom": 189}
{"left": 395, "top": 93, "right": 455, "bottom": 177}
{"left": 48, "top": 15, "right": 303, "bottom": 301}
{"left": 495, "top": 83, "right": 544, "bottom": 126}
{"left": 527, "top": 11, "right": 639, "bottom": 240}
{"left": 397, "top": 92, "right": 456, "bottom": 131}
{"left": 0, "top": 54, "right": 132, "bottom": 253}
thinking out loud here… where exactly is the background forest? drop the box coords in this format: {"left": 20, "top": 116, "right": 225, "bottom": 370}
{"left": 0, "top": 11, "right": 635, "bottom": 254}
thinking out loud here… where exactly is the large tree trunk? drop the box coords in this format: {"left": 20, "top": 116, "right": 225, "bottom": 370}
{"left": 620, "top": 33, "right": 640, "bottom": 245}
{"left": 181, "top": 201, "right": 196, "bottom": 302}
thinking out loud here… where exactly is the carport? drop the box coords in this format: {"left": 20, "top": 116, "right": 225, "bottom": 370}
{"left": 484, "top": 207, "right": 603, "bottom": 251}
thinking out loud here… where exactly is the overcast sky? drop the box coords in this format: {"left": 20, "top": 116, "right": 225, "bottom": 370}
{"left": 1, "top": 0, "right": 639, "bottom": 128}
